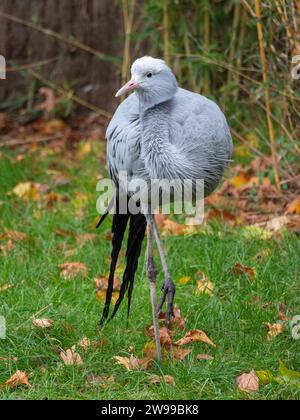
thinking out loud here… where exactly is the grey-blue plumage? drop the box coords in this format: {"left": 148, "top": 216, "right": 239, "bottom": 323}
{"left": 100, "top": 57, "right": 233, "bottom": 359}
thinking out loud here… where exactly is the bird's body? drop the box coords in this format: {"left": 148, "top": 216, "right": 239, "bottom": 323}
{"left": 99, "top": 57, "right": 233, "bottom": 360}
{"left": 107, "top": 87, "right": 232, "bottom": 197}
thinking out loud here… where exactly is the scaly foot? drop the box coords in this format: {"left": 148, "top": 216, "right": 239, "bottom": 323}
{"left": 158, "top": 276, "right": 176, "bottom": 326}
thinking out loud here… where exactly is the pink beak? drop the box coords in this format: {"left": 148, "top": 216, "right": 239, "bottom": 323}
{"left": 115, "top": 79, "right": 139, "bottom": 97}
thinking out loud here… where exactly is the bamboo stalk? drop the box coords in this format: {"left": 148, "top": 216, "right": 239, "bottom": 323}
{"left": 163, "top": 0, "right": 170, "bottom": 66}
{"left": 254, "top": 0, "right": 280, "bottom": 188}
{"left": 227, "top": 2, "right": 241, "bottom": 87}
{"left": 183, "top": 33, "right": 197, "bottom": 92}
{"left": 203, "top": 2, "right": 210, "bottom": 95}
{"left": 121, "top": 0, "right": 136, "bottom": 88}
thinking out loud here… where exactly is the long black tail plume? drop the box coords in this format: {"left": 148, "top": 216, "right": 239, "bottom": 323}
{"left": 99, "top": 198, "right": 147, "bottom": 325}
{"left": 100, "top": 210, "right": 130, "bottom": 324}
{"left": 109, "top": 213, "right": 147, "bottom": 321}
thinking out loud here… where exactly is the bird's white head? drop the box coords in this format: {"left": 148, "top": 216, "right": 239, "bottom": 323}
{"left": 115, "top": 56, "right": 178, "bottom": 109}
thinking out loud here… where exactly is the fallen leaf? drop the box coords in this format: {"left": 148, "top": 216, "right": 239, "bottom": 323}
{"left": 265, "top": 322, "right": 285, "bottom": 341}
{"left": 0, "top": 240, "right": 16, "bottom": 256}
{"left": 147, "top": 326, "right": 172, "bottom": 348}
{"left": 143, "top": 341, "right": 158, "bottom": 359}
{"left": 59, "top": 262, "right": 88, "bottom": 279}
{"left": 149, "top": 374, "right": 175, "bottom": 386}
{"left": 231, "top": 263, "right": 257, "bottom": 278}
{"left": 159, "top": 305, "right": 185, "bottom": 330}
{"left": 286, "top": 197, "right": 300, "bottom": 215}
{"left": 12, "top": 182, "right": 32, "bottom": 198}
{"left": 86, "top": 374, "right": 115, "bottom": 388}
{"left": 256, "top": 370, "right": 274, "bottom": 385}
{"left": 253, "top": 248, "right": 271, "bottom": 261}
{"left": 32, "top": 319, "right": 54, "bottom": 329}
{"left": 94, "top": 276, "right": 120, "bottom": 291}
{"left": 77, "top": 337, "right": 91, "bottom": 350}
{"left": 277, "top": 360, "right": 300, "bottom": 383}
{"left": 76, "top": 233, "right": 98, "bottom": 245}
{"left": 60, "top": 348, "right": 83, "bottom": 366}
{"left": 114, "top": 355, "right": 152, "bottom": 371}
{"left": 236, "top": 370, "right": 259, "bottom": 393}
{"left": 4, "top": 371, "right": 31, "bottom": 388}
{"left": 96, "top": 290, "right": 119, "bottom": 304}
{"left": 175, "top": 329, "right": 216, "bottom": 347}
{"left": 0, "top": 230, "right": 27, "bottom": 242}
{"left": 172, "top": 346, "right": 192, "bottom": 361}
{"left": 161, "top": 219, "right": 186, "bottom": 236}
{"left": 178, "top": 276, "right": 191, "bottom": 284}
{"left": 196, "top": 278, "right": 214, "bottom": 296}
{"left": 196, "top": 354, "right": 214, "bottom": 361}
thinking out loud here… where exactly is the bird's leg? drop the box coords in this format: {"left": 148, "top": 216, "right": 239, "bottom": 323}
{"left": 153, "top": 218, "right": 176, "bottom": 326}
{"left": 146, "top": 215, "right": 162, "bottom": 362}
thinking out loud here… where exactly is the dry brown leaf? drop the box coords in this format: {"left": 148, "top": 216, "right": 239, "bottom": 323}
{"left": 114, "top": 355, "right": 152, "bottom": 371}
{"left": 77, "top": 337, "right": 91, "bottom": 350}
{"left": 76, "top": 233, "right": 98, "bottom": 245}
{"left": 59, "top": 262, "right": 88, "bottom": 279}
{"left": 149, "top": 374, "right": 175, "bottom": 386}
{"left": 60, "top": 348, "right": 83, "bottom": 366}
{"left": 196, "top": 354, "right": 214, "bottom": 361}
{"left": 159, "top": 305, "right": 185, "bottom": 330}
{"left": 94, "top": 276, "right": 120, "bottom": 291}
{"left": 231, "top": 263, "right": 257, "bottom": 278}
{"left": 0, "top": 230, "right": 28, "bottom": 242}
{"left": 265, "top": 322, "right": 285, "bottom": 341}
{"left": 0, "top": 240, "right": 16, "bottom": 256}
{"left": 86, "top": 374, "right": 115, "bottom": 388}
{"left": 39, "top": 87, "right": 56, "bottom": 114}
{"left": 161, "top": 219, "right": 186, "bottom": 236}
{"left": 172, "top": 346, "right": 192, "bottom": 361}
{"left": 32, "top": 319, "right": 54, "bottom": 329}
{"left": 4, "top": 370, "right": 31, "bottom": 388}
{"left": 147, "top": 326, "right": 172, "bottom": 348}
{"left": 286, "top": 197, "right": 300, "bottom": 215}
{"left": 236, "top": 370, "right": 259, "bottom": 393}
{"left": 175, "top": 329, "right": 216, "bottom": 347}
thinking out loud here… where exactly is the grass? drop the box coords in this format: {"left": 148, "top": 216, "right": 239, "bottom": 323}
{"left": 0, "top": 143, "right": 299, "bottom": 400}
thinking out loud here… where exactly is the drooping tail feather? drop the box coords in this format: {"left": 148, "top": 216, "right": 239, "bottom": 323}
{"left": 99, "top": 199, "right": 147, "bottom": 325}
{"left": 109, "top": 213, "right": 147, "bottom": 321}
{"left": 100, "top": 211, "right": 130, "bottom": 324}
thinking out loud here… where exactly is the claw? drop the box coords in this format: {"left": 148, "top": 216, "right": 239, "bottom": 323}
{"left": 158, "top": 276, "right": 176, "bottom": 326}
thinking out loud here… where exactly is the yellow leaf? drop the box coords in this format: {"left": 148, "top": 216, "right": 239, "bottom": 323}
{"left": 286, "top": 197, "right": 300, "bottom": 215}
{"left": 196, "top": 279, "right": 214, "bottom": 296}
{"left": 178, "top": 276, "right": 191, "bottom": 284}
{"left": 13, "top": 182, "right": 32, "bottom": 198}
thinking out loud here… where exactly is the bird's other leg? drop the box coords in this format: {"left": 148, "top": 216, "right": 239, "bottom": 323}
{"left": 153, "top": 218, "right": 176, "bottom": 326}
{"left": 146, "top": 215, "right": 162, "bottom": 362}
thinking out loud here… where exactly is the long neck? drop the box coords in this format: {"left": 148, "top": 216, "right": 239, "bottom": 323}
{"left": 140, "top": 103, "right": 184, "bottom": 181}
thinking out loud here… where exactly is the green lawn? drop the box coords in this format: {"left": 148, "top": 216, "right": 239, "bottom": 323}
{"left": 0, "top": 144, "right": 299, "bottom": 400}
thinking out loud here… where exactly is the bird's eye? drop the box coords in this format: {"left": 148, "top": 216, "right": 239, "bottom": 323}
{"left": 146, "top": 72, "right": 153, "bottom": 78}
